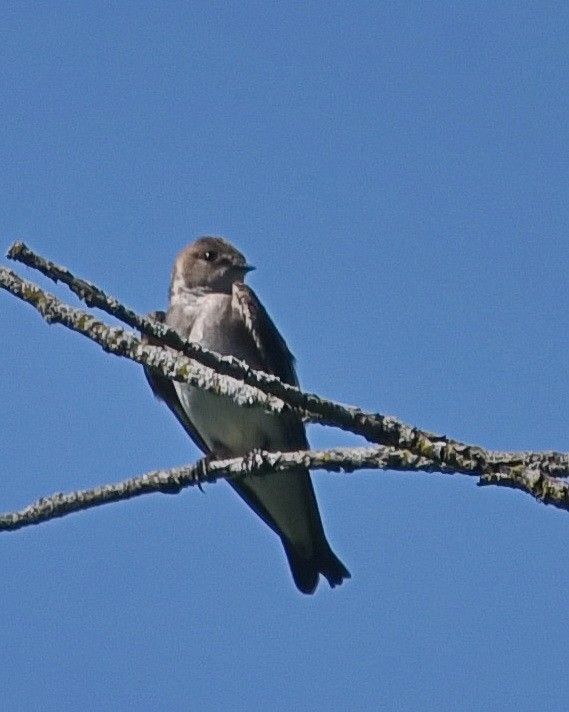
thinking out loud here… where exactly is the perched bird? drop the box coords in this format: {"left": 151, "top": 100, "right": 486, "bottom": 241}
{"left": 145, "top": 236, "right": 350, "bottom": 594}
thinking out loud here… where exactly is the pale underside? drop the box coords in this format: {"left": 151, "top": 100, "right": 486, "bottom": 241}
{"left": 171, "top": 290, "right": 316, "bottom": 556}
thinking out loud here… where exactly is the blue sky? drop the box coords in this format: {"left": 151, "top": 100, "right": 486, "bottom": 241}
{"left": 2, "top": 2, "right": 569, "bottom": 710}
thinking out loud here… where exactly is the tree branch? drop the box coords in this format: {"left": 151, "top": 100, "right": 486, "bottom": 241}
{"left": 7, "top": 242, "right": 569, "bottom": 484}
{"left": 0, "top": 265, "right": 286, "bottom": 411}
{"left": 1, "top": 445, "right": 568, "bottom": 532}
{"left": 3, "top": 246, "right": 569, "bottom": 526}
{"left": 4, "top": 242, "right": 479, "bottom": 453}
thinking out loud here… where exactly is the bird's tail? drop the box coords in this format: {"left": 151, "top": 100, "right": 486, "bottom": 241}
{"left": 283, "top": 540, "right": 351, "bottom": 595}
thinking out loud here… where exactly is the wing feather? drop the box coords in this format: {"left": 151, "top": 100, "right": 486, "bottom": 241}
{"left": 142, "top": 311, "right": 210, "bottom": 455}
{"left": 232, "top": 282, "right": 299, "bottom": 387}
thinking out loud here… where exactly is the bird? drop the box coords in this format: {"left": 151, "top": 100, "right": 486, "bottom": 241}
{"left": 144, "top": 236, "right": 350, "bottom": 594}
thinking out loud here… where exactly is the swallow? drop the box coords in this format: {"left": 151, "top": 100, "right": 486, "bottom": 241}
{"left": 145, "top": 237, "right": 350, "bottom": 593}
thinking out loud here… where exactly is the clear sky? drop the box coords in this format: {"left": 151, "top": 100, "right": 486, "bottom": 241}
{"left": 2, "top": 2, "right": 569, "bottom": 710}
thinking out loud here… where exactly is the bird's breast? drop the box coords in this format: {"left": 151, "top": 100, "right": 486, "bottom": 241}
{"left": 176, "top": 383, "right": 284, "bottom": 456}
{"left": 171, "top": 292, "right": 284, "bottom": 456}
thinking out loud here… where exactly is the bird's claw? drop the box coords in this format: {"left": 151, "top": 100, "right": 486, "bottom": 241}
{"left": 194, "top": 455, "right": 215, "bottom": 492}
{"left": 159, "top": 480, "right": 184, "bottom": 495}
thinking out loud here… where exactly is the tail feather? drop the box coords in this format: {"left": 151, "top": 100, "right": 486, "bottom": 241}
{"left": 283, "top": 540, "right": 351, "bottom": 595}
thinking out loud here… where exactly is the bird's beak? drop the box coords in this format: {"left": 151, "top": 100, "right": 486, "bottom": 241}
{"left": 231, "top": 263, "right": 256, "bottom": 279}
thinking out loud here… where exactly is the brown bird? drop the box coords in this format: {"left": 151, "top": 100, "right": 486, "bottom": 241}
{"left": 145, "top": 237, "right": 350, "bottom": 594}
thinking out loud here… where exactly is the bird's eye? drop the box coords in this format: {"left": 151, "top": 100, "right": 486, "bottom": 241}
{"left": 202, "top": 250, "right": 217, "bottom": 262}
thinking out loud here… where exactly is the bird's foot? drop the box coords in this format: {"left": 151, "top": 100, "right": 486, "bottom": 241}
{"left": 159, "top": 479, "right": 185, "bottom": 495}
{"left": 243, "top": 448, "right": 276, "bottom": 476}
{"left": 193, "top": 454, "right": 216, "bottom": 492}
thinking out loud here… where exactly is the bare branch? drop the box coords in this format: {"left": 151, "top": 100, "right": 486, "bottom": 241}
{"left": 1, "top": 445, "right": 568, "bottom": 532}
{"left": 3, "top": 259, "right": 569, "bottom": 489}
{"left": 3, "top": 246, "right": 569, "bottom": 531}
{"left": 5, "top": 242, "right": 473, "bottom": 451}
{"left": 8, "top": 243, "right": 569, "bottom": 485}
{"left": 0, "top": 265, "right": 286, "bottom": 411}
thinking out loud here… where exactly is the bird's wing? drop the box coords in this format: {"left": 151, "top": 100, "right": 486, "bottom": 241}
{"left": 231, "top": 282, "right": 300, "bottom": 388}
{"left": 142, "top": 311, "right": 210, "bottom": 455}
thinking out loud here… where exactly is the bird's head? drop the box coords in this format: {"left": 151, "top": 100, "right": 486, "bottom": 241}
{"left": 171, "top": 236, "right": 255, "bottom": 295}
